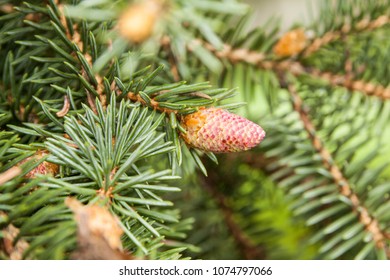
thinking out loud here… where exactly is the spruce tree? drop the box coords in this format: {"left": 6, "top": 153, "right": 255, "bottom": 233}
{"left": 0, "top": 0, "right": 389, "bottom": 260}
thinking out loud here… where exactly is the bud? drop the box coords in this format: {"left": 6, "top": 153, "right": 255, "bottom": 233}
{"left": 20, "top": 151, "right": 59, "bottom": 179}
{"left": 273, "top": 28, "right": 307, "bottom": 57}
{"left": 1, "top": 222, "right": 29, "bottom": 260}
{"left": 180, "top": 108, "right": 265, "bottom": 153}
{"left": 66, "top": 197, "right": 123, "bottom": 252}
{"left": 117, "top": 0, "right": 161, "bottom": 43}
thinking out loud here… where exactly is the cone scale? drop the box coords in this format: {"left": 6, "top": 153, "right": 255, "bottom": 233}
{"left": 180, "top": 108, "right": 265, "bottom": 153}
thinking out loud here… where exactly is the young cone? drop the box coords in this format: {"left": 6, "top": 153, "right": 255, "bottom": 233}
{"left": 180, "top": 107, "right": 265, "bottom": 153}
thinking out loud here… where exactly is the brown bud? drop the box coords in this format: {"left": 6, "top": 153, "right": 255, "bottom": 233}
{"left": 1, "top": 212, "right": 29, "bottom": 260}
{"left": 20, "top": 151, "right": 59, "bottom": 179}
{"left": 66, "top": 198, "right": 130, "bottom": 260}
{"left": 274, "top": 28, "right": 307, "bottom": 57}
{"left": 117, "top": 0, "right": 162, "bottom": 43}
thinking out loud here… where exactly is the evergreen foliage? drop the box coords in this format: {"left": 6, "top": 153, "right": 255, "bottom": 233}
{"left": 0, "top": 0, "right": 389, "bottom": 260}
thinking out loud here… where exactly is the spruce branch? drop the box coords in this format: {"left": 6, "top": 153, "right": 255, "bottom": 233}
{"left": 0, "top": 95, "right": 188, "bottom": 259}
{"left": 2, "top": 0, "right": 389, "bottom": 261}
{"left": 199, "top": 175, "right": 266, "bottom": 260}
{"left": 127, "top": 91, "right": 178, "bottom": 115}
{"left": 55, "top": 1, "right": 106, "bottom": 109}
{"left": 287, "top": 82, "right": 390, "bottom": 256}
{"left": 188, "top": 38, "right": 390, "bottom": 99}
{"left": 304, "top": 69, "right": 390, "bottom": 99}
{"left": 303, "top": 14, "right": 390, "bottom": 57}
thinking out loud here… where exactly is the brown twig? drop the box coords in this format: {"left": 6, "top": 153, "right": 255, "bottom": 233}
{"left": 194, "top": 39, "right": 267, "bottom": 66}
{"left": 303, "top": 14, "right": 390, "bottom": 57}
{"left": 194, "top": 39, "right": 390, "bottom": 99}
{"left": 127, "top": 91, "right": 178, "bottom": 114}
{"left": 288, "top": 83, "right": 390, "bottom": 255}
{"left": 309, "top": 69, "right": 390, "bottom": 98}
{"left": 86, "top": 91, "right": 98, "bottom": 114}
{"left": 0, "top": 166, "right": 22, "bottom": 185}
{"left": 57, "top": 3, "right": 107, "bottom": 109}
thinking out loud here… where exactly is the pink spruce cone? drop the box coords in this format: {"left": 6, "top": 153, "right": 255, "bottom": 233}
{"left": 180, "top": 107, "right": 265, "bottom": 153}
